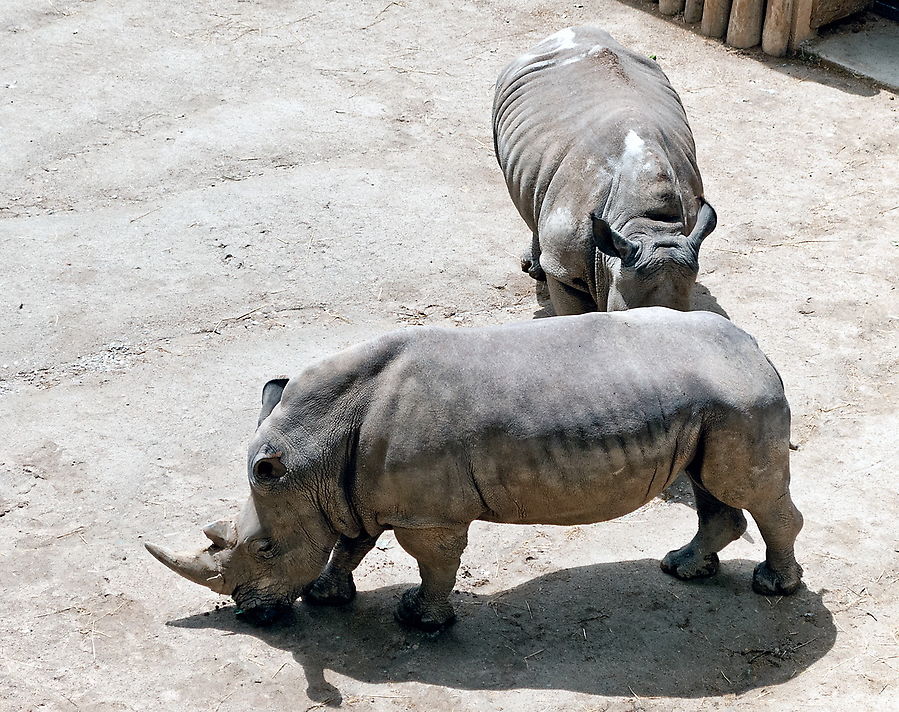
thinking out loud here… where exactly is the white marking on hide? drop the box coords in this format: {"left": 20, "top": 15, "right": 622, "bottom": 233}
{"left": 618, "top": 130, "right": 647, "bottom": 172}
{"left": 587, "top": 44, "right": 606, "bottom": 56}
{"left": 539, "top": 27, "right": 578, "bottom": 51}
{"left": 624, "top": 130, "right": 645, "bottom": 158}
{"left": 559, "top": 55, "right": 581, "bottom": 66}
{"left": 543, "top": 206, "right": 575, "bottom": 235}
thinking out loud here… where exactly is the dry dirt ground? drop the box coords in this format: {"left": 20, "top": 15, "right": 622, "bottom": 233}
{"left": 1, "top": 0, "right": 897, "bottom": 710}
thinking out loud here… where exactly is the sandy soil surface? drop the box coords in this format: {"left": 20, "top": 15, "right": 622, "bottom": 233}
{"left": 1, "top": 1, "right": 897, "bottom": 710}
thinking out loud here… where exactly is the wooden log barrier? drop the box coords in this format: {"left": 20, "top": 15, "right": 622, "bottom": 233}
{"left": 663, "top": 0, "right": 797, "bottom": 56}
{"left": 762, "top": 0, "right": 794, "bottom": 55}
{"left": 659, "top": 0, "right": 687, "bottom": 14}
{"left": 684, "top": 0, "right": 705, "bottom": 23}
{"left": 727, "top": 0, "right": 765, "bottom": 47}
{"left": 700, "top": 0, "right": 733, "bottom": 37}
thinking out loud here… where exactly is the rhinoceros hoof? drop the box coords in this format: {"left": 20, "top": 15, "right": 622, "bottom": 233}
{"left": 394, "top": 587, "right": 456, "bottom": 632}
{"left": 520, "top": 251, "right": 546, "bottom": 282}
{"left": 660, "top": 548, "right": 720, "bottom": 580}
{"left": 302, "top": 573, "right": 357, "bottom": 606}
{"left": 752, "top": 561, "right": 803, "bottom": 596}
{"left": 235, "top": 604, "right": 293, "bottom": 627}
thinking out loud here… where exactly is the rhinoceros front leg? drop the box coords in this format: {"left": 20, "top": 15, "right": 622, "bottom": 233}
{"left": 302, "top": 532, "right": 380, "bottom": 606}
{"left": 661, "top": 479, "right": 748, "bottom": 580}
{"left": 393, "top": 525, "right": 468, "bottom": 632}
{"left": 521, "top": 231, "right": 546, "bottom": 281}
{"left": 546, "top": 275, "right": 596, "bottom": 316}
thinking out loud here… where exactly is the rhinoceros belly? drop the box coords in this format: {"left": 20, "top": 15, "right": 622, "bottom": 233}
{"left": 468, "top": 413, "right": 701, "bottom": 526}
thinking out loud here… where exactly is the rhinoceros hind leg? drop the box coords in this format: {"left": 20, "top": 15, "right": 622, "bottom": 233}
{"left": 688, "top": 413, "right": 803, "bottom": 595}
{"left": 749, "top": 495, "right": 804, "bottom": 596}
{"left": 661, "top": 479, "right": 747, "bottom": 580}
{"left": 394, "top": 586, "right": 457, "bottom": 632}
{"left": 393, "top": 526, "right": 468, "bottom": 632}
{"left": 302, "top": 532, "right": 380, "bottom": 606}
{"left": 661, "top": 549, "right": 720, "bottom": 580}
{"left": 752, "top": 560, "right": 803, "bottom": 596}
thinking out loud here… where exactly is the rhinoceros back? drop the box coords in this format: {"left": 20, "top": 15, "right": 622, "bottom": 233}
{"left": 350, "top": 309, "right": 786, "bottom": 527}
{"left": 493, "top": 26, "right": 703, "bottom": 234}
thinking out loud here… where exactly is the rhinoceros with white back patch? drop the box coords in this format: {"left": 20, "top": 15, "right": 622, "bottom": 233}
{"left": 146, "top": 309, "right": 804, "bottom": 631}
{"left": 493, "top": 26, "right": 717, "bottom": 314}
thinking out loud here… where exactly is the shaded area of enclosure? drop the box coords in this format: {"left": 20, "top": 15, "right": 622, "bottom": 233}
{"left": 530, "top": 280, "right": 729, "bottom": 318}
{"left": 174, "top": 558, "right": 835, "bottom": 702}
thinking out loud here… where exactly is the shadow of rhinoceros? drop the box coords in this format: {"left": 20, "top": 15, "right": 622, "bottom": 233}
{"left": 171, "top": 557, "right": 835, "bottom": 702}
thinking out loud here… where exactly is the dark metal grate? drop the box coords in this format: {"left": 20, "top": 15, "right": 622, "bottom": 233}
{"left": 872, "top": 0, "right": 899, "bottom": 21}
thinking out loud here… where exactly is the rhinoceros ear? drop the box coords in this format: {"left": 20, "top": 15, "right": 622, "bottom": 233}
{"left": 591, "top": 213, "right": 640, "bottom": 265}
{"left": 251, "top": 450, "right": 287, "bottom": 486}
{"left": 258, "top": 378, "right": 289, "bottom": 426}
{"left": 203, "top": 519, "right": 237, "bottom": 549}
{"left": 686, "top": 199, "right": 717, "bottom": 252}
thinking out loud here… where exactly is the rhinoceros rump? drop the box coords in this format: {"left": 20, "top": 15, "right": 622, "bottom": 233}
{"left": 493, "top": 26, "right": 717, "bottom": 314}
{"left": 146, "top": 309, "right": 803, "bottom": 630}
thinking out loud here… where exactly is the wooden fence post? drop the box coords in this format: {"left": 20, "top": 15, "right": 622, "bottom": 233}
{"left": 684, "top": 0, "right": 705, "bottom": 22}
{"left": 701, "top": 0, "right": 733, "bottom": 37}
{"left": 727, "top": 0, "right": 765, "bottom": 47}
{"left": 660, "top": 0, "right": 687, "bottom": 14}
{"left": 762, "top": 0, "right": 794, "bottom": 55}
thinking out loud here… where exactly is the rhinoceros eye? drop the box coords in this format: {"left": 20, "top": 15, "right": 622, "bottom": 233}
{"left": 249, "top": 538, "right": 276, "bottom": 560}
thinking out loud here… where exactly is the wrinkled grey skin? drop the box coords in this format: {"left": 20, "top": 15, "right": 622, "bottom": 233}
{"left": 147, "top": 308, "right": 803, "bottom": 631}
{"left": 493, "top": 26, "right": 717, "bottom": 314}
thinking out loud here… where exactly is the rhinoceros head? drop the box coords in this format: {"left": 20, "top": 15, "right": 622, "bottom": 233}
{"left": 145, "top": 378, "right": 339, "bottom": 626}
{"left": 591, "top": 199, "right": 717, "bottom": 311}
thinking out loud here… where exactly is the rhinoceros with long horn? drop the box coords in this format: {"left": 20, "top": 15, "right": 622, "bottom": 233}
{"left": 493, "top": 26, "right": 717, "bottom": 314}
{"left": 146, "top": 308, "right": 803, "bottom": 630}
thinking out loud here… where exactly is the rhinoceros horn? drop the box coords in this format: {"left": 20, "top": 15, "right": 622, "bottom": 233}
{"left": 144, "top": 542, "right": 228, "bottom": 594}
{"left": 686, "top": 199, "right": 717, "bottom": 252}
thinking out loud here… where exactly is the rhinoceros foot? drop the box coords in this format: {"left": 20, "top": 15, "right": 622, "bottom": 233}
{"left": 235, "top": 603, "right": 293, "bottom": 627}
{"left": 752, "top": 560, "right": 803, "bottom": 596}
{"left": 660, "top": 547, "right": 720, "bottom": 580}
{"left": 394, "top": 586, "right": 456, "bottom": 632}
{"left": 302, "top": 572, "right": 357, "bottom": 606}
{"left": 521, "top": 249, "right": 546, "bottom": 282}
